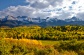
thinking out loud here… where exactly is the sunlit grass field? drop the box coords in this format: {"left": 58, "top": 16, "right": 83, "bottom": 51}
{"left": 39, "top": 40, "right": 59, "bottom": 45}
{"left": 39, "top": 40, "right": 84, "bottom": 45}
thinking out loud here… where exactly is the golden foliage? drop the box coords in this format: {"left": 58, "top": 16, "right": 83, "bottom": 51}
{"left": 4, "top": 38, "right": 42, "bottom": 45}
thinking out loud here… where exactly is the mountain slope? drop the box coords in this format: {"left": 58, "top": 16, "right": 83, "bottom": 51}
{"left": 0, "top": 16, "right": 84, "bottom": 27}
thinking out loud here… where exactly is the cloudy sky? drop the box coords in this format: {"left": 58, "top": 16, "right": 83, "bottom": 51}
{"left": 0, "top": 0, "right": 84, "bottom": 19}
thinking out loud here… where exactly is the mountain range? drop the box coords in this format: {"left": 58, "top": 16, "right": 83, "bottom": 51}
{"left": 0, "top": 15, "right": 84, "bottom": 27}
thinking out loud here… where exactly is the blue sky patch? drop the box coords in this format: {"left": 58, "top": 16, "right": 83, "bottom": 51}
{"left": 0, "top": 0, "right": 28, "bottom": 10}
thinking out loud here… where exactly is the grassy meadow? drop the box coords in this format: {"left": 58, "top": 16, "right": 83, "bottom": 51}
{"left": 0, "top": 25, "right": 84, "bottom": 55}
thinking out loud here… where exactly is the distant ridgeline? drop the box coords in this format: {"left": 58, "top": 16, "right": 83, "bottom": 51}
{"left": 0, "top": 15, "right": 84, "bottom": 27}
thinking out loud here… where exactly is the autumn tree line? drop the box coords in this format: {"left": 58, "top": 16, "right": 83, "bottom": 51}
{"left": 0, "top": 25, "right": 84, "bottom": 40}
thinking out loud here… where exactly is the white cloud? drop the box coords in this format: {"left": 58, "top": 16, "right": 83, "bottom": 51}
{"left": 76, "top": 12, "right": 84, "bottom": 20}
{"left": 0, "top": 0, "right": 84, "bottom": 19}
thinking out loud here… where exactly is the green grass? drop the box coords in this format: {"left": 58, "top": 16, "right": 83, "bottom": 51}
{"left": 39, "top": 40, "right": 59, "bottom": 46}
{"left": 39, "top": 40, "right": 84, "bottom": 46}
